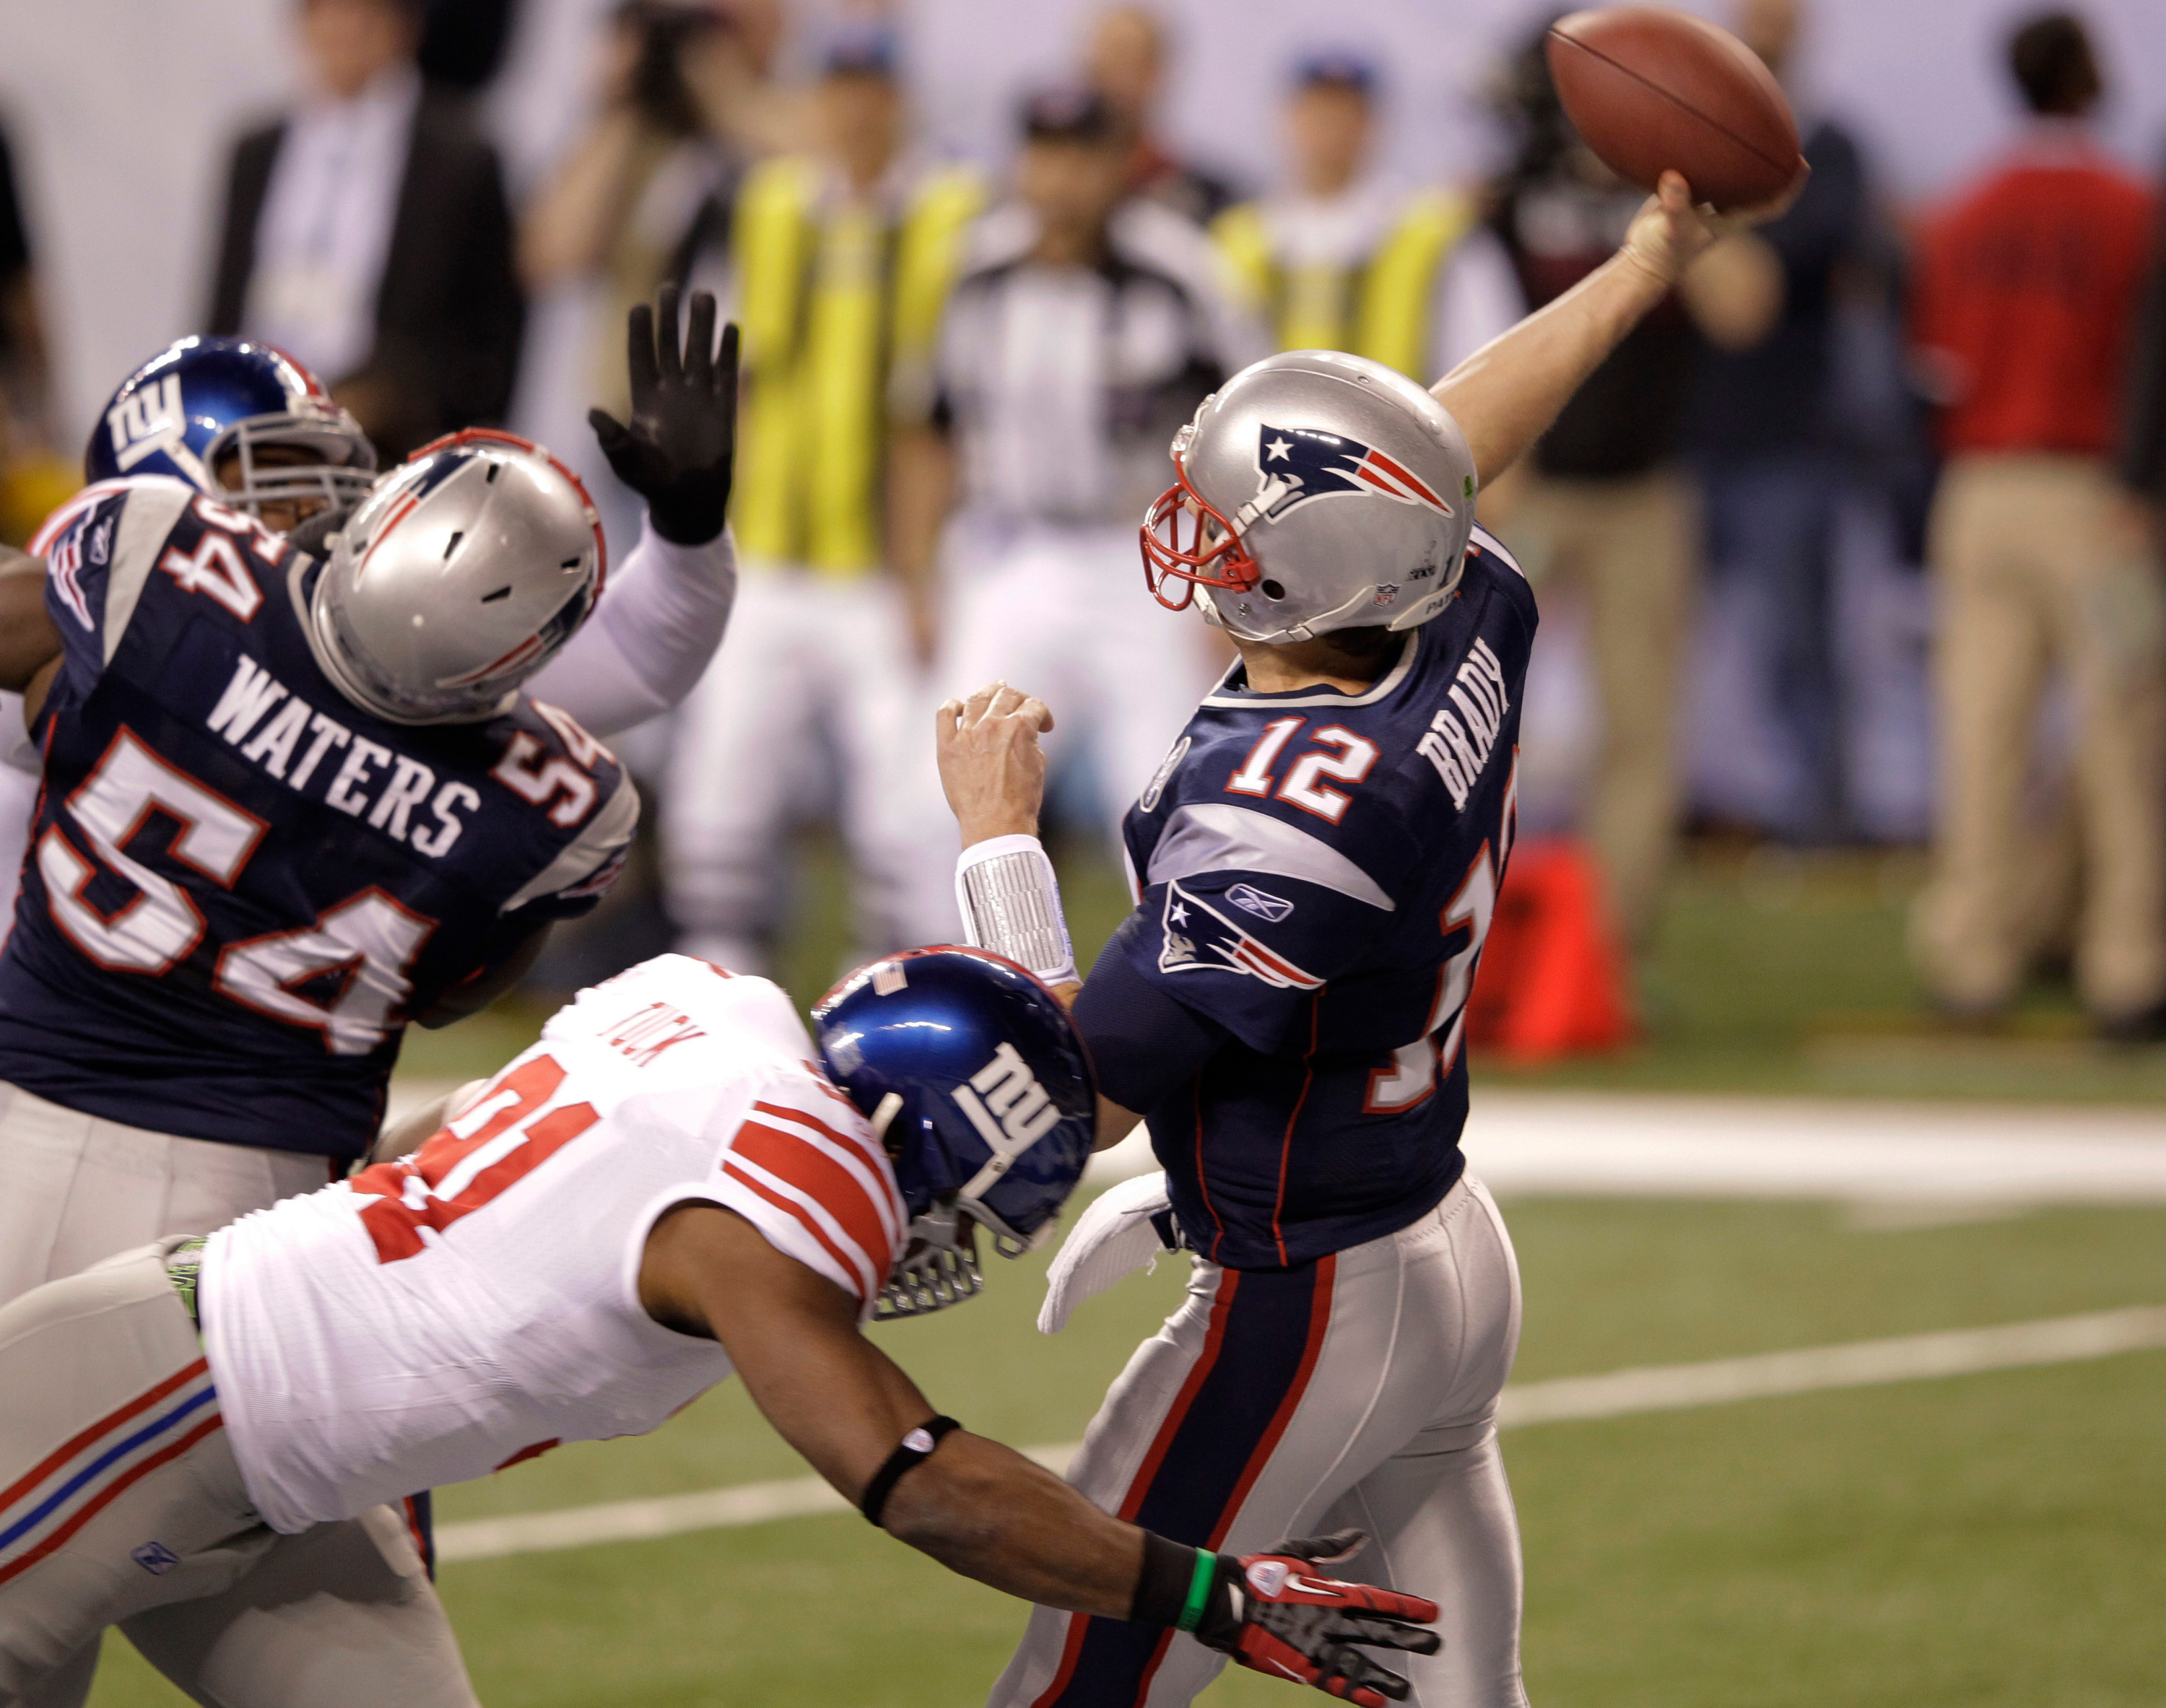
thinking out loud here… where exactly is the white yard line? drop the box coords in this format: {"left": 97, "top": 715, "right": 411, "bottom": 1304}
{"left": 433, "top": 1304, "right": 2166, "bottom": 1565}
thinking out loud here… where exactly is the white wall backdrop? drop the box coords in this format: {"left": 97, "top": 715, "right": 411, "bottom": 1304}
{"left": 2, "top": 0, "right": 2162, "bottom": 453}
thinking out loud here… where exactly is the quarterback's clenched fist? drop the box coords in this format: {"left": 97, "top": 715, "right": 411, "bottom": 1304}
{"left": 937, "top": 681, "right": 1056, "bottom": 848}
{"left": 1188, "top": 1531, "right": 1440, "bottom": 1706}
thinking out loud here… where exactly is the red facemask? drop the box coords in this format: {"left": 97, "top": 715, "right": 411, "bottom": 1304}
{"left": 1139, "top": 454, "right": 1261, "bottom": 613}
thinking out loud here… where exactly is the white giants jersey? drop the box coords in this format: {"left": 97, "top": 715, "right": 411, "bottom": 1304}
{"left": 200, "top": 955, "right": 905, "bottom": 1534}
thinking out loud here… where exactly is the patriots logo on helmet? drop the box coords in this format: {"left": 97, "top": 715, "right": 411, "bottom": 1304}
{"left": 1235, "top": 424, "right": 1454, "bottom": 531}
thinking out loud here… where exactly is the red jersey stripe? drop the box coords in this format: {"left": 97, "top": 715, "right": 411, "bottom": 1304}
{"left": 721, "top": 1159, "right": 875, "bottom": 1300}
{"left": 732, "top": 1120, "right": 896, "bottom": 1272}
{"left": 752, "top": 1099, "right": 894, "bottom": 1190}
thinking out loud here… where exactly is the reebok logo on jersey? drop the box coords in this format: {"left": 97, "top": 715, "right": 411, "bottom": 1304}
{"left": 1235, "top": 424, "right": 1453, "bottom": 533}
{"left": 1159, "top": 879, "right": 1323, "bottom": 990}
{"left": 1226, "top": 883, "right": 1295, "bottom": 923}
{"left": 1416, "top": 637, "right": 1511, "bottom": 812}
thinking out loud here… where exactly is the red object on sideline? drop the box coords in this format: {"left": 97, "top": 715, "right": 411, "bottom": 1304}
{"left": 1466, "top": 838, "right": 1634, "bottom": 1063}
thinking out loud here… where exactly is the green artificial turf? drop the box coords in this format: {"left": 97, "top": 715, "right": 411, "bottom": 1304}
{"left": 86, "top": 1198, "right": 2166, "bottom": 1707}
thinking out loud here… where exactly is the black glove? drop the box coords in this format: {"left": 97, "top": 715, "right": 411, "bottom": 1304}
{"left": 1191, "top": 1531, "right": 1440, "bottom": 1707}
{"left": 588, "top": 282, "right": 740, "bottom": 546}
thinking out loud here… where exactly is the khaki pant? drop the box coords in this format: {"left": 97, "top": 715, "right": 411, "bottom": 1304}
{"left": 1911, "top": 455, "right": 2166, "bottom": 1017}
{"left": 0, "top": 1082, "right": 334, "bottom": 1312}
{"left": 0, "top": 1245, "right": 476, "bottom": 1708}
{"left": 1495, "top": 469, "right": 1698, "bottom": 946}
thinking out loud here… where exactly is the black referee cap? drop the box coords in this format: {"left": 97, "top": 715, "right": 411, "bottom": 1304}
{"left": 1019, "top": 86, "right": 1119, "bottom": 143}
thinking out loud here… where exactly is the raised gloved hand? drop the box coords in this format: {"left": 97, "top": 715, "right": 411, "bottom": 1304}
{"left": 1191, "top": 1531, "right": 1440, "bottom": 1707}
{"left": 588, "top": 283, "right": 740, "bottom": 546}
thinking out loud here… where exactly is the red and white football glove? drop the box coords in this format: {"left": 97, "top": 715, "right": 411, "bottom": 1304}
{"left": 1191, "top": 1530, "right": 1440, "bottom": 1706}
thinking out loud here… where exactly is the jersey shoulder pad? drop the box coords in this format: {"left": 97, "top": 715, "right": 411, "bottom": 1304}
{"left": 711, "top": 1060, "right": 900, "bottom": 1309}
{"left": 1141, "top": 797, "right": 1402, "bottom": 915}
{"left": 31, "top": 477, "right": 206, "bottom": 661}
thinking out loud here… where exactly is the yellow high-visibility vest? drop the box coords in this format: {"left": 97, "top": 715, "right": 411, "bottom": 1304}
{"left": 731, "top": 159, "right": 983, "bottom": 574}
{"left": 1213, "top": 189, "right": 1476, "bottom": 382}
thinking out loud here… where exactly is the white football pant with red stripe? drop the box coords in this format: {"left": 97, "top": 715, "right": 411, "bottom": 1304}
{"left": 989, "top": 1173, "right": 1529, "bottom": 1708}
{"left": 0, "top": 1242, "right": 473, "bottom": 1708}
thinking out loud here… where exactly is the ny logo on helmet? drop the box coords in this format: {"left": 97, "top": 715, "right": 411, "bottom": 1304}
{"left": 1235, "top": 424, "right": 1453, "bottom": 532}
{"left": 952, "top": 1042, "right": 1063, "bottom": 1151}
{"left": 106, "top": 375, "right": 209, "bottom": 485}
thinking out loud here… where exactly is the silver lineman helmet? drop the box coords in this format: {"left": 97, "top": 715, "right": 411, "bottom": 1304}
{"left": 307, "top": 429, "right": 606, "bottom": 724}
{"left": 1140, "top": 349, "right": 1478, "bottom": 644}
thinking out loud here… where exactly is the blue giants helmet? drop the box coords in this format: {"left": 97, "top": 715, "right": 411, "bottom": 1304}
{"left": 86, "top": 337, "right": 378, "bottom": 522}
{"left": 813, "top": 947, "right": 1097, "bottom": 1320}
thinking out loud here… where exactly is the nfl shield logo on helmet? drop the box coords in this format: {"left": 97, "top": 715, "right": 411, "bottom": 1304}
{"left": 1235, "top": 424, "right": 1455, "bottom": 531}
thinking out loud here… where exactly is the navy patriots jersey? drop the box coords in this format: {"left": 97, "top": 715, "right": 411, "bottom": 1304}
{"left": 1113, "top": 526, "right": 1534, "bottom": 1269}
{"left": 0, "top": 476, "right": 637, "bottom": 1159}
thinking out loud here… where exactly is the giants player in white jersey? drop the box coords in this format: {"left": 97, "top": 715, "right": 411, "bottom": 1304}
{"left": 932, "top": 170, "right": 1788, "bottom": 1708}
{"left": 0, "top": 950, "right": 1437, "bottom": 1707}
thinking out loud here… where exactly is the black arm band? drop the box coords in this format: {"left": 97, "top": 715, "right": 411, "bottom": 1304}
{"left": 1131, "top": 1530, "right": 1219, "bottom": 1629}
{"left": 859, "top": 1416, "right": 962, "bottom": 1528}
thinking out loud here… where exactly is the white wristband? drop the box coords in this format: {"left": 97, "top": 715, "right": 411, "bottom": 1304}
{"left": 954, "top": 834, "right": 1079, "bottom": 987}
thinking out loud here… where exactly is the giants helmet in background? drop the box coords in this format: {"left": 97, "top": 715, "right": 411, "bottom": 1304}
{"left": 813, "top": 947, "right": 1097, "bottom": 1320}
{"left": 1141, "top": 349, "right": 1479, "bottom": 645}
{"left": 307, "top": 429, "right": 606, "bottom": 726}
{"left": 85, "top": 336, "right": 378, "bottom": 520}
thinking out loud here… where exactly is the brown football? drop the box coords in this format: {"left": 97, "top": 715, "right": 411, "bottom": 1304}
{"left": 1547, "top": 7, "right": 1806, "bottom": 212}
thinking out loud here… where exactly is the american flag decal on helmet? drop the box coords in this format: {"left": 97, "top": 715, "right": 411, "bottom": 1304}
{"left": 1235, "top": 423, "right": 1454, "bottom": 531}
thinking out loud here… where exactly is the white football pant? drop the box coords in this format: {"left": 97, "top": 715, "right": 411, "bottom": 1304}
{"left": 940, "top": 523, "right": 1226, "bottom": 847}
{"left": 989, "top": 1175, "right": 1530, "bottom": 1708}
{"left": 661, "top": 567, "right": 959, "bottom": 971}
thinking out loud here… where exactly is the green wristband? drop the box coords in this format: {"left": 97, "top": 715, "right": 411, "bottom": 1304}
{"left": 1176, "top": 1548, "right": 1219, "bottom": 1633}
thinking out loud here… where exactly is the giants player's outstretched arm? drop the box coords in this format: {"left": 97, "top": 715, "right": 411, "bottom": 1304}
{"left": 638, "top": 1198, "right": 1442, "bottom": 1708}
{"left": 640, "top": 1201, "right": 1150, "bottom": 1613}
{"left": 1431, "top": 170, "right": 1797, "bottom": 485}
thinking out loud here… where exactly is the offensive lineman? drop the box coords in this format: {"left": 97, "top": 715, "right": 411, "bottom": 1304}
{"left": 0, "top": 949, "right": 1438, "bottom": 1707}
{"left": 933, "top": 170, "right": 1785, "bottom": 1707}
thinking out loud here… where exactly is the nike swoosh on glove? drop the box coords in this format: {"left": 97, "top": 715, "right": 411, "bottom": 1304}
{"left": 1038, "top": 1169, "right": 1178, "bottom": 1335}
{"left": 588, "top": 282, "right": 739, "bottom": 545}
{"left": 1192, "top": 1530, "right": 1440, "bottom": 1707}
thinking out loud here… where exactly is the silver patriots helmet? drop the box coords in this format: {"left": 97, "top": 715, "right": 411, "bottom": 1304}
{"left": 306, "top": 429, "right": 606, "bottom": 725}
{"left": 1139, "top": 349, "right": 1478, "bottom": 644}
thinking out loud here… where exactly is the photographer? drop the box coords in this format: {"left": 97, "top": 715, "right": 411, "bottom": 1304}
{"left": 520, "top": 0, "right": 794, "bottom": 434}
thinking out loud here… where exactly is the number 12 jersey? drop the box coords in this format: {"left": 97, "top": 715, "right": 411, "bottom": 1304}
{"left": 1110, "top": 526, "right": 1535, "bottom": 1270}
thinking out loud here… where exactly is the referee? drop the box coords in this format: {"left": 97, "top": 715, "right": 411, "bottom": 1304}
{"left": 890, "top": 87, "right": 1267, "bottom": 848}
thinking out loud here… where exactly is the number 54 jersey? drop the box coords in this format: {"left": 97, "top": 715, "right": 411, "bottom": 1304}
{"left": 1112, "top": 526, "right": 1535, "bottom": 1271}
{"left": 0, "top": 476, "right": 638, "bottom": 1161}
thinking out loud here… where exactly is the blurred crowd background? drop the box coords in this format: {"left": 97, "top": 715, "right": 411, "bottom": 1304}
{"left": 3, "top": 0, "right": 2166, "bottom": 1052}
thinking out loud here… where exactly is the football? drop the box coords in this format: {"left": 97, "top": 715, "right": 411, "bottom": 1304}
{"left": 1546, "top": 6, "right": 1806, "bottom": 212}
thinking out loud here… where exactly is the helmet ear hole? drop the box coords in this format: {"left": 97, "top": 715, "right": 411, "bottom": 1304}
{"left": 1260, "top": 579, "right": 1286, "bottom": 601}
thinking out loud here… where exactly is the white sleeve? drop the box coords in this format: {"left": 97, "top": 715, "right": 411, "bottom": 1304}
{"left": 526, "top": 515, "right": 739, "bottom": 738}
{"left": 1427, "top": 225, "right": 1528, "bottom": 381}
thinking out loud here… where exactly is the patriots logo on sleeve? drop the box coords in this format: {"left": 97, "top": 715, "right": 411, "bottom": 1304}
{"left": 1157, "top": 879, "right": 1323, "bottom": 990}
{"left": 1235, "top": 424, "right": 1454, "bottom": 531}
